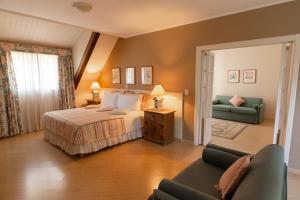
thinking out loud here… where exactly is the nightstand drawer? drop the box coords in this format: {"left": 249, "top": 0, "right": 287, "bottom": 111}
{"left": 145, "top": 112, "right": 164, "bottom": 122}
{"left": 143, "top": 109, "right": 175, "bottom": 145}
{"left": 143, "top": 126, "right": 163, "bottom": 141}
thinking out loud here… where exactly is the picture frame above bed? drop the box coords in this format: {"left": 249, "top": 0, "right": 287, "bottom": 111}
{"left": 112, "top": 68, "right": 121, "bottom": 84}
{"left": 141, "top": 66, "right": 153, "bottom": 85}
{"left": 126, "top": 67, "right": 136, "bottom": 85}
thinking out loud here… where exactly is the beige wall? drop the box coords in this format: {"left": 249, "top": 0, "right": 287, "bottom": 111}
{"left": 75, "top": 34, "right": 118, "bottom": 106}
{"left": 212, "top": 44, "right": 282, "bottom": 120}
{"left": 98, "top": 0, "right": 300, "bottom": 141}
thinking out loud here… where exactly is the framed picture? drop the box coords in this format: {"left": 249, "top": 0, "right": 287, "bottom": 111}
{"left": 112, "top": 68, "right": 121, "bottom": 84}
{"left": 141, "top": 66, "right": 153, "bottom": 85}
{"left": 126, "top": 67, "right": 135, "bottom": 84}
{"left": 243, "top": 69, "right": 256, "bottom": 84}
{"left": 228, "top": 70, "right": 240, "bottom": 83}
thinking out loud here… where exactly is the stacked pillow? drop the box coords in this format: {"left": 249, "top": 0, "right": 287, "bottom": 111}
{"left": 100, "top": 90, "right": 143, "bottom": 111}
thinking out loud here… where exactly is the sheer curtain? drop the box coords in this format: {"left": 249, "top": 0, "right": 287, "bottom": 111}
{"left": 11, "top": 51, "right": 59, "bottom": 133}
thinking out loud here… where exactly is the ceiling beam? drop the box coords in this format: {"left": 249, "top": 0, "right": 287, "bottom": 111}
{"left": 74, "top": 32, "right": 100, "bottom": 89}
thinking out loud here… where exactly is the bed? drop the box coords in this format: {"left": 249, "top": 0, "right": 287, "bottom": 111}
{"left": 44, "top": 91, "right": 144, "bottom": 155}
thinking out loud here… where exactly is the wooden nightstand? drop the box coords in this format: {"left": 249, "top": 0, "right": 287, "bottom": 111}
{"left": 143, "top": 109, "right": 175, "bottom": 145}
{"left": 87, "top": 99, "right": 101, "bottom": 105}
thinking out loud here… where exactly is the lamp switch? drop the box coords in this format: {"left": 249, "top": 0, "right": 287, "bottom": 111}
{"left": 184, "top": 89, "right": 189, "bottom": 96}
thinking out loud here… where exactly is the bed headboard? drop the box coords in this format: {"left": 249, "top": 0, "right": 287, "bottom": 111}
{"left": 101, "top": 88, "right": 183, "bottom": 139}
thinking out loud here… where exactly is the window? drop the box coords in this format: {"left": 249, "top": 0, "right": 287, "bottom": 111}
{"left": 11, "top": 51, "right": 59, "bottom": 94}
{"left": 11, "top": 51, "right": 60, "bottom": 132}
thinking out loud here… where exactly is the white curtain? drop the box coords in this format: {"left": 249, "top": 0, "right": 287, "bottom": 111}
{"left": 11, "top": 51, "right": 59, "bottom": 133}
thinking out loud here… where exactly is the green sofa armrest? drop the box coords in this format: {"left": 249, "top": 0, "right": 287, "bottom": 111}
{"left": 258, "top": 104, "right": 265, "bottom": 123}
{"left": 212, "top": 100, "right": 220, "bottom": 105}
{"left": 206, "top": 144, "right": 249, "bottom": 157}
{"left": 202, "top": 147, "right": 240, "bottom": 170}
{"left": 158, "top": 179, "right": 219, "bottom": 200}
{"left": 252, "top": 103, "right": 265, "bottom": 123}
{"left": 152, "top": 189, "right": 179, "bottom": 200}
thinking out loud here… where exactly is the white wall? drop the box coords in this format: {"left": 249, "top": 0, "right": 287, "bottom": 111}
{"left": 212, "top": 44, "right": 282, "bottom": 120}
{"left": 72, "top": 30, "right": 92, "bottom": 72}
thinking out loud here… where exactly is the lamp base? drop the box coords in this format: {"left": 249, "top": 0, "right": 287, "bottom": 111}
{"left": 153, "top": 97, "right": 163, "bottom": 110}
{"left": 92, "top": 92, "right": 99, "bottom": 101}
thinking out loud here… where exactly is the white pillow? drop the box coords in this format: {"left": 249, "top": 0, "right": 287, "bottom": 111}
{"left": 101, "top": 90, "right": 119, "bottom": 108}
{"left": 117, "top": 93, "right": 143, "bottom": 111}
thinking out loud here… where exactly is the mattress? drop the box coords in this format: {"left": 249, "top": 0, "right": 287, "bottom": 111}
{"left": 43, "top": 108, "right": 143, "bottom": 155}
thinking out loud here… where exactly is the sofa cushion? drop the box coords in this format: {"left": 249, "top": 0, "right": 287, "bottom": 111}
{"left": 213, "top": 105, "right": 232, "bottom": 112}
{"left": 215, "top": 95, "right": 263, "bottom": 108}
{"left": 232, "top": 145, "right": 285, "bottom": 200}
{"left": 229, "top": 95, "right": 245, "bottom": 107}
{"left": 173, "top": 159, "right": 224, "bottom": 198}
{"left": 216, "top": 155, "right": 251, "bottom": 199}
{"left": 231, "top": 107, "right": 257, "bottom": 115}
{"left": 241, "top": 97, "right": 263, "bottom": 108}
{"left": 158, "top": 179, "right": 219, "bottom": 200}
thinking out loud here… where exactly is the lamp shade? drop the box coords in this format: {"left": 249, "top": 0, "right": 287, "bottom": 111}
{"left": 90, "top": 82, "right": 101, "bottom": 90}
{"left": 151, "top": 85, "right": 165, "bottom": 96}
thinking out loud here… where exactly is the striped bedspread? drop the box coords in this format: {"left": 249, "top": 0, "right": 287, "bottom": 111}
{"left": 43, "top": 108, "right": 143, "bottom": 154}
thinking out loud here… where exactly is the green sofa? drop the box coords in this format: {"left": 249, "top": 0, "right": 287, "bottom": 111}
{"left": 149, "top": 144, "right": 287, "bottom": 200}
{"left": 212, "top": 95, "right": 264, "bottom": 124}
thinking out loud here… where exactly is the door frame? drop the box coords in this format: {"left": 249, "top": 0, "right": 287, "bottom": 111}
{"left": 194, "top": 34, "right": 300, "bottom": 164}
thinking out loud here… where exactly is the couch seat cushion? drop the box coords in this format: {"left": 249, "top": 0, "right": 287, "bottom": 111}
{"left": 213, "top": 105, "right": 232, "bottom": 112}
{"left": 231, "top": 107, "right": 257, "bottom": 115}
{"left": 173, "top": 159, "right": 224, "bottom": 198}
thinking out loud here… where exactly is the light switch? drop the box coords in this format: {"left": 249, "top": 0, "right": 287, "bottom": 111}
{"left": 184, "top": 89, "right": 189, "bottom": 96}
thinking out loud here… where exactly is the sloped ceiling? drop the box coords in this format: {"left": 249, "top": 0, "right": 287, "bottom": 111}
{"left": 0, "top": 10, "right": 89, "bottom": 48}
{"left": 0, "top": 0, "right": 293, "bottom": 38}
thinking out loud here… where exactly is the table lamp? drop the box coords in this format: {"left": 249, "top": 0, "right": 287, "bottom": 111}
{"left": 90, "top": 82, "right": 101, "bottom": 101}
{"left": 151, "top": 84, "right": 165, "bottom": 110}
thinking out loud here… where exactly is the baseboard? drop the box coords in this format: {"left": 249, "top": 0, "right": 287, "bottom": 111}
{"left": 288, "top": 168, "right": 300, "bottom": 175}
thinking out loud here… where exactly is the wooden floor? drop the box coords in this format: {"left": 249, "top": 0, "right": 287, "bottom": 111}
{"left": 0, "top": 132, "right": 202, "bottom": 200}
{"left": 211, "top": 119, "right": 274, "bottom": 154}
{"left": 0, "top": 131, "right": 299, "bottom": 200}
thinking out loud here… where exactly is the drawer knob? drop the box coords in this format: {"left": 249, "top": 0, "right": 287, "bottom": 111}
{"left": 160, "top": 124, "right": 164, "bottom": 128}
{"left": 145, "top": 121, "right": 148, "bottom": 125}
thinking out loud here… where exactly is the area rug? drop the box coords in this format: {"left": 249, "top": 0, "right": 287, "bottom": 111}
{"left": 211, "top": 118, "right": 248, "bottom": 140}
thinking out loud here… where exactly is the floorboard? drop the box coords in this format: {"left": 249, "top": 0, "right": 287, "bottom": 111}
{"left": 0, "top": 131, "right": 298, "bottom": 200}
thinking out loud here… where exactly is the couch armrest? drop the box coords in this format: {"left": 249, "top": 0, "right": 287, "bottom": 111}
{"left": 202, "top": 147, "right": 240, "bottom": 169}
{"left": 158, "top": 179, "right": 219, "bottom": 200}
{"left": 257, "top": 104, "right": 265, "bottom": 123}
{"left": 212, "top": 100, "right": 220, "bottom": 105}
{"left": 151, "top": 189, "right": 179, "bottom": 200}
{"left": 206, "top": 143, "right": 249, "bottom": 157}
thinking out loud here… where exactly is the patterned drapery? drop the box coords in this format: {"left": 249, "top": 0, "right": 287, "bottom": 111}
{"left": 58, "top": 56, "right": 76, "bottom": 109}
{"left": 0, "top": 41, "right": 75, "bottom": 138}
{"left": 0, "top": 42, "right": 76, "bottom": 110}
{"left": 0, "top": 49, "right": 23, "bottom": 137}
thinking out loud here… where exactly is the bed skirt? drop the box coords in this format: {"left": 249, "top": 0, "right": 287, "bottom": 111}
{"left": 44, "top": 128, "right": 143, "bottom": 155}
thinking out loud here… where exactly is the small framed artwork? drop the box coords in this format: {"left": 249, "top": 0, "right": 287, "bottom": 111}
{"left": 126, "top": 67, "right": 135, "bottom": 84}
{"left": 228, "top": 70, "right": 240, "bottom": 83}
{"left": 141, "top": 66, "right": 153, "bottom": 85}
{"left": 243, "top": 69, "right": 256, "bottom": 84}
{"left": 112, "top": 68, "right": 121, "bottom": 84}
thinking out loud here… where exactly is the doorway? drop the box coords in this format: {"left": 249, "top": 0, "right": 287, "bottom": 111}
{"left": 194, "top": 35, "right": 300, "bottom": 164}
{"left": 209, "top": 44, "right": 282, "bottom": 153}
